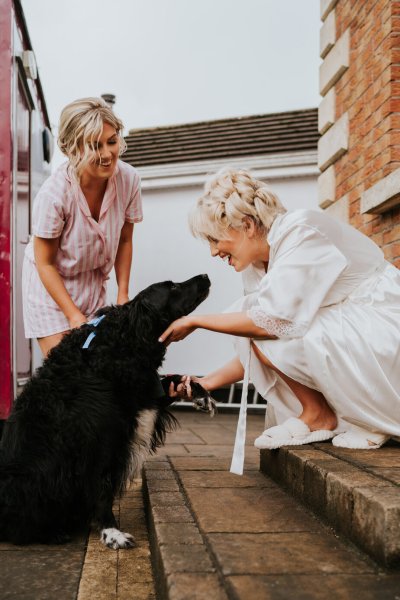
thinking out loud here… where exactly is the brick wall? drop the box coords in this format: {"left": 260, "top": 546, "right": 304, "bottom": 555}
{"left": 318, "top": 0, "right": 400, "bottom": 268}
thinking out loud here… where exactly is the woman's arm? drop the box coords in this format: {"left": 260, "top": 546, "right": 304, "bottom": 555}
{"left": 198, "top": 356, "right": 245, "bottom": 391}
{"left": 33, "top": 236, "right": 86, "bottom": 328}
{"left": 114, "top": 221, "right": 134, "bottom": 304}
{"left": 159, "top": 312, "right": 276, "bottom": 345}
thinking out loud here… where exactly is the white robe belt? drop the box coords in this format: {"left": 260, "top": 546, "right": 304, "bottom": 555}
{"left": 230, "top": 341, "right": 251, "bottom": 476}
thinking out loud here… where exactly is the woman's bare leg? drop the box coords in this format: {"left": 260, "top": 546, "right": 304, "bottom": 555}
{"left": 37, "top": 331, "right": 69, "bottom": 357}
{"left": 251, "top": 342, "right": 337, "bottom": 431}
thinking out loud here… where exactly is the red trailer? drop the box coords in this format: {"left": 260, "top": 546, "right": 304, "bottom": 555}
{"left": 0, "top": 0, "right": 52, "bottom": 421}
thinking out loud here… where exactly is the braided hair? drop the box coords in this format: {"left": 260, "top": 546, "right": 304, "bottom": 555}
{"left": 189, "top": 168, "right": 287, "bottom": 241}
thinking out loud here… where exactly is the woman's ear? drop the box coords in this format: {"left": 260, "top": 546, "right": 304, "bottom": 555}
{"left": 242, "top": 217, "right": 256, "bottom": 238}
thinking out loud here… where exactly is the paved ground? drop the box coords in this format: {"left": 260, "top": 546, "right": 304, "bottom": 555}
{"left": 145, "top": 410, "right": 400, "bottom": 600}
{"left": 1, "top": 408, "right": 400, "bottom": 599}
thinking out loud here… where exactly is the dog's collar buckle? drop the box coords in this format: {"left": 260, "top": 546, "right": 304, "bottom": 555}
{"left": 82, "top": 314, "right": 106, "bottom": 349}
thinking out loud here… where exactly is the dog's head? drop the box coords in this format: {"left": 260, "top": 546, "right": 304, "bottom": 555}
{"left": 127, "top": 274, "right": 211, "bottom": 343}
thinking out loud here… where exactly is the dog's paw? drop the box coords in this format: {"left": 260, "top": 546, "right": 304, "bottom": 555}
{"left": 100, "top": 528, "right": 136, "bottom": 550}
{"left": 161, "top": 375, "right": 217, "bottom": 417}
{"left": 190, "top": 382, "right": 217, "bottom": 417}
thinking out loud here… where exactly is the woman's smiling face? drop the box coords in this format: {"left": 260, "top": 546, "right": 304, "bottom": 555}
{"left": 81, "top": 122, "right": 120, "bottom": 181}
{"left": 209, "top": 222, "right": 269, "bottom": 272}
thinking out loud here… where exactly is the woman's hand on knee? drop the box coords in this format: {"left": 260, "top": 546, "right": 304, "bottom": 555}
{"left": 159, "top": 316, "right": 196, "bottom": 345}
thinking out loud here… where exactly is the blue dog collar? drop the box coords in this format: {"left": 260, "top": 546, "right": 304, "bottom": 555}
{"left": 82, "top": 314, "right": 106, "bottom": 349}
{"left": 88, "top": 315, "right": 106, "bottom": 327}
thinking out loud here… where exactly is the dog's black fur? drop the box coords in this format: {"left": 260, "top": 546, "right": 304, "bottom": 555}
{"left": 0, "top": 274, "right": 210, "bottom": 548}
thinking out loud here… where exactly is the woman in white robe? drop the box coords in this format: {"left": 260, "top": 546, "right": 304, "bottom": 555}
{"left": 160, "top": 169, "right": 400, "bottom": 450}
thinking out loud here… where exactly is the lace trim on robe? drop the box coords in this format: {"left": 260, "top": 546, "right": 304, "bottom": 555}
{"left": 247, "top": 307, "right": 307, "bottom": 338}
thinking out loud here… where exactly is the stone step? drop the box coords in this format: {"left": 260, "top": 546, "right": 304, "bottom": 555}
{"left": 259, "top": 441, "right": 400, "bottom": 568}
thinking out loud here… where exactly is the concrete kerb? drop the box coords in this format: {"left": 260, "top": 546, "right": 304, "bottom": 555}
{"left": 142, "top": 458, "right": 229, "bottom": 600}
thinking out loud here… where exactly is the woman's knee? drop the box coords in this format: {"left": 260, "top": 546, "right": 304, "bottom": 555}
{"left": 37, "top": 331, "right": 68, "bottom": 356}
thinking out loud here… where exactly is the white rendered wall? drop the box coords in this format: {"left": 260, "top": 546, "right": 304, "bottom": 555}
{"left": 106, "top": 171, "right": 318, "bottom": 375}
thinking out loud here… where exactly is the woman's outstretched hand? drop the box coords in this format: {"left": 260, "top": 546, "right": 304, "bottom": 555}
{"left": 159, "top": 316, "right": 197, "bottom": 346}
{"left": 168, "top": 375, "right": 193, "bottom": 399}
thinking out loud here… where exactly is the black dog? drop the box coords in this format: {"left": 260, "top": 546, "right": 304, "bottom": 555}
{"left": 0, "top": 274, "right": 211, "bottom": 549}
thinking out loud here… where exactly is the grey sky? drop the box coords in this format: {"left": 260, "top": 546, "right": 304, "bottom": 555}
{"left": 22, "top": 0, "right": 320, "bottom": 138}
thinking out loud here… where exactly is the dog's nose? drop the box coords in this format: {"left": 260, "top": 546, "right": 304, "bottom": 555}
{"left": 200, "top": 274, "right": 211, "bottom": 285}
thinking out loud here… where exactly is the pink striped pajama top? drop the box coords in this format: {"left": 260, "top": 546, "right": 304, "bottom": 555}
{"left": 22, "top": 159, "right": 143, "bottom": 338}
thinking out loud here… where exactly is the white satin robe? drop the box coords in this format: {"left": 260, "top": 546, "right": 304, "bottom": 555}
{"left": 230, "top": 209, "right": 400, "bottom": 438}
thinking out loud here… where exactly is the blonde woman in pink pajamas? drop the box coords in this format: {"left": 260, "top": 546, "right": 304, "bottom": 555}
{"left": 22, "top": 97, "right": 142, "bottom": 356}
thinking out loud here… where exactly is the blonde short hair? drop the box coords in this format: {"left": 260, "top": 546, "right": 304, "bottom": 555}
{"left": 57, "top": 97, "right": 127, "bottom": 178}
{"left": 189, "top": 168, "right": 287, "bottom": 241}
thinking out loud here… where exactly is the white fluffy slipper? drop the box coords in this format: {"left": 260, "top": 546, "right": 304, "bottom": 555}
{"left": 254, "top": 417, "right": 335, "bottom": 450}
{"left": 332, "top": 425, "right": 389, "bottom": 449}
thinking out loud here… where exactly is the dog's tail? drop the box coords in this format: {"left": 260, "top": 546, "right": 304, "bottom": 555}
{"left": 151, "top": 408, "right": 179, "bottom": 452}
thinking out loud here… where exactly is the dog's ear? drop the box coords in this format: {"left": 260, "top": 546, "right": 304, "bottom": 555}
{"left": 94, "top": 305, "right": 114, "bottom": 318}
{"left": 127, "top": 299, "right": 161, "bottom": 346}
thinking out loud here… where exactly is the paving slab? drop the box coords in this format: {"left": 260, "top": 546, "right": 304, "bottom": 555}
{"left": 184, "top": 425, "right": 237, "bottom": 445}
{"left": 184, "top": 486, "right": 323, "bottom": 533}
{"left": 0, "top": 546, "right": 86, "bottom": 600}
{"left": 145, "top": 468, "right": 177, "bottom": 480}
{"left": 146, "top": 478, "right": 181, "bottom": 493}
{"left": 178, "top": 470, "right": 274, "bottom": 488}
{"left": 159, "top": 543, "right": 216, "bottom": 575}
{"left": 171, "top": 456, "right": 260, "bottom": 472}
{"left": 209, "top": 532, "right": 374, "bottom": 575}
{"left": 319, "top": 444, "right": 400, "bottom": 466}
{"left": 368, "top": 468, "right": 400, "bottom": 485}
{"left": 155, "top": 523, "right": 203, "bottom": 546}
{"left": 151, "top": 505, "right": 195, "bottom": 524}
{"left": 156, "top": 444, "right": 190, "bottom": 457}
{"left": 144, "top": 458, "right": 170, "bottom": 468}
{"left": 184, "top": 444, "right": 260, "bottom": 460}
{"left": 167, "top": 573, "right": 228, "bottom": 600}
{"left": 227, "top": 574, "right": 400, "bottom": 600}
{"left": 163, "top": 430, "right": 206, "bottom": 445}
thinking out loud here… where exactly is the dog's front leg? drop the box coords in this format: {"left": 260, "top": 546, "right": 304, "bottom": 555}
{"left": 93, "top": 484, "right": 136, "bottom": 550}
